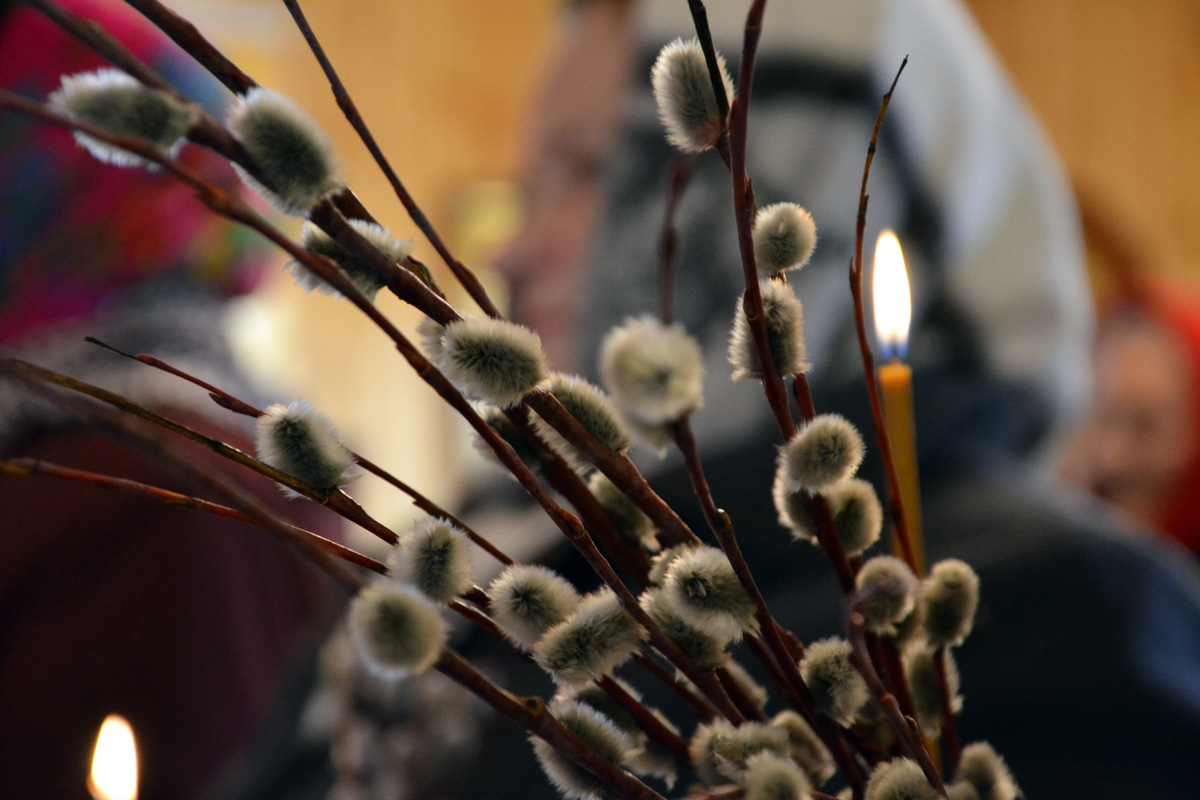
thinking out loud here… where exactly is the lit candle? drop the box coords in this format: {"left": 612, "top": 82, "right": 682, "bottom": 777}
{"left": 88, "top": 714, "right": 138, "bottom": 800}
{"left": 872, "top": 230, "right": 925, "bottom": 574}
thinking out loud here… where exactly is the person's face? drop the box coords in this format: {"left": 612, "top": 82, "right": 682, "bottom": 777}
{"left": 1086, "top": 320, "right": 1198, "bottom": 527}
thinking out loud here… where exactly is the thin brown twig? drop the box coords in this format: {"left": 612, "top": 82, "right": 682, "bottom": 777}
{"left": 935, "top": 646, "right": 962, "bottom": 771}
{"left": 598, "top": 675, "right": 692, "bottom": 765}
{"left": 634, "top": 653, "right": 718, "bottom": 722}
{"left": 435, "top": 648, "right": 666, "bottom": 800}
{"left": 524, "top": 392, "right": 700, "bottom": 549}
{"left": 846, "top": 58, "right": 919, "bottom": 574}
{"left": 848, "top": 613, "right": 947, "bottom": 796}
{"left": 122, "top": 0, "right": 257, "bottom": 94}
{"left": 724, "top": 0, "right": 796, "bottom": 442}
{"left": 0, "top": 457, "right": 385, "bottom": 574}
{"left": 279, "top": 0, "right": 501, "bottom": 318}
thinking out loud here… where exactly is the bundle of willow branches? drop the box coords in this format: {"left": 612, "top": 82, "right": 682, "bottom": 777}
{"left": 0, "top": 1, "right": 1021, "bottom": 799}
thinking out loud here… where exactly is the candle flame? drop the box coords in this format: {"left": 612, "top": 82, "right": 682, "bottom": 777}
{"left": 872, "top": 229, "right": 911, "bottom": 361}
{"left": 88, "top": 715, "right": 138, "bottom": 800}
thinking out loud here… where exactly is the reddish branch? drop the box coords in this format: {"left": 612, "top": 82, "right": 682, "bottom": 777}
{"left": 725, "top": 0, "right": 796, "bottom": 441}
{"left": 436, "top": 648, "right": 666, "bottom": 800}
{"left": 0, "top": 457, "right": 385, "bottom": 573}
{"left": 935, "top": 646, "right": 962, "bottom": 770}
{"left": 848, "top": 613, "right": 947, "bottom": 796}
{"left": 846, "top": 59, "right": 919, "bottom": 574}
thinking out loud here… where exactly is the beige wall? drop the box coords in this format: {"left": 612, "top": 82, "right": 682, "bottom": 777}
{"left": 964, "top": 0, "right": 1200, "bottom": 298}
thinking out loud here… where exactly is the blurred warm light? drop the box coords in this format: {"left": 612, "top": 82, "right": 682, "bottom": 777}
{"left": 872, "top": 229, "right": 912, "bottom": 360}
{"left": 88, "top": 715, "right": 137, "bottom": 800}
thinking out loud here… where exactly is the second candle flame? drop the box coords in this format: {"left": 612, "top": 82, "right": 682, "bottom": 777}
{"left": 872, "top": 229, "right": 911, "bottom": 361}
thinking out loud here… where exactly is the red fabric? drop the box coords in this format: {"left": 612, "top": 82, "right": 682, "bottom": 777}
{"left": 1142, "top": 290, "right": 1200, "bottom": 554}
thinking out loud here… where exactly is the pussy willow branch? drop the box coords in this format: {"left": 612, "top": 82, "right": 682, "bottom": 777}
{"left": 309, "top": 204, "right": 705, "bottom": 562}
{"left": 448, "top": 597, "right": 692, "bottom": 767}
{"left": 45, "top": 93, "right": 738, "bottom": 723}
{"left": 848, "top": 613, "right": 947, "bottom": 797}
{"left": 0, "top": 457, "right": 385, "bottom": 574}
{"left": 935, "top": 646, "right": 962, "bottom": 770}
{"left": 789, "top": 376, "right": 858, "bottom": 594}
{"left": 0, "top": 92, "right": 715, "bottom": 775}
{"left": 848, "top": 58, "right": 919, "bottom": 574}
{"left": 12, "top": 88, "right": 745, "bottom": 724}
{"left": 502, "top": 406, "right": 652, "bottom": 583}
{"left": 279, "top": 0, "right": 500, "bottom": 318}
{"left": 726, "top": 0, "right": 797, "bottom": 442}
{"left": 524, "top": 393, "right": 700, "bottom": 549}
{"left": 741, "top": 634, "right": 867, "bottom": 794}
{"left": 673, "top": 421, "right": 868, "bottom": 789}
{"left": 436, "top": 647, "right": 666, "bottom": 800}
{"left": 30, "top": 0, "right": 438, "bottom": 301}
{"left": 84, "top": 337, "right": 514, "bottom": 566}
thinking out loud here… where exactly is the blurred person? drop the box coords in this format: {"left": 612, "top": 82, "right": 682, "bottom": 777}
{"left": 1060, "top": 290, "right": 1200, "bottom": 555}
{"left": 0, "top": 0, "right": 341, "bottom": 796}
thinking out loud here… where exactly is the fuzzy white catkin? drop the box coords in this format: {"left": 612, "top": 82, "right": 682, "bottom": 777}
{"left": 292, "top": 220, "right": 413, "bottom": 300}
{"left": 905, "top": 648, "right": 961, "bottom": 737}
{"left": 663, "top": 545, "right": 758, "bottom": 642}
{"left": 770, "top": 710, "right": 835, "bottom": 786}
{"left": 752, "top": 202, "right": 818, "bottom": 275}
{"left": 864, "top": 758, "right": 940, "bottom": 800}
{"left": 486, "top": 564, "right": 581, "bottom": 648}
{"left": 725, "top": 660, "right": 769, "bottom": 713}
{"left": 729, "top": 279, "right": 809, "bottom": 382}
{"left": 387, "top": 516, "right": 474, "bottom": 603}
{"left": 742, "top": 752, "right": 814, "bottom": 800}
{"left": 531, "top": 374, "right": 632, "bottom": 471}
{"left": 599, "top": 316, "right": 704, "bottom": 428}
{"left": 349, "top": 581, "right": 446, "bottom": 680}
{"left": 254, "top": 400, "right": 355, "bottom": 498}
{"left": 640, "top": 588, "right": 729, "bottom": 671}
{"left": 855, "top": 556, "right": 919, "bottom": 634}
{"left": 227, "top": 87, "right": 342, "bottom": 215}
{"left": 473, "top": 405, "right": 547, "bottom": 477}
{"left": 48, "top": 68, "right": 198, "bottom": 168}
{"left": 533, "top": 588, "right": 647, "bottom": 686}
{"left": 650, "top": 38, "right": 735, "bottom": 153}
{"left": 955, "top": 743, "right": 1020, "bottom": 800}
{"left": 922, "top": 559, "right": 980, "bottom": 648}
{"left": 588, "top": 473, "right": 660, "bottom": 552}
{"left": 777, "top": 414, "right": 865, "bottom": 493}
{"left": 773, "top": 476, "right": 883, "bottom": 556}
{"left": 439, "top": 316, "right": 549, "bottom": 407}
{"left": 532, "top": 699, "right": 634, "bottom": 800}
{"left": 799, "top": 637, "right": 870, "bottom": 727}
{"left": 690, "top": 721, "right": 790, "bottom": 786}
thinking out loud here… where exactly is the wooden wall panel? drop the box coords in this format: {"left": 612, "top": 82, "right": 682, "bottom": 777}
{"left": 964, "top": 0, "right": 1200, "bottom": 295}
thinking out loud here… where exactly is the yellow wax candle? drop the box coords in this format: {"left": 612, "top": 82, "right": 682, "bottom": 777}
{"left": 872, "top": 229, "right": 925, "bottom": 574}
{"left": 878, "top": 360, "right": 924, "bottom": 574}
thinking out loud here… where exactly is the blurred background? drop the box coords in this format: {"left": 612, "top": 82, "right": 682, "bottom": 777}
{"left": 175, "top": 0, "right": 1200, "bottom": 542}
